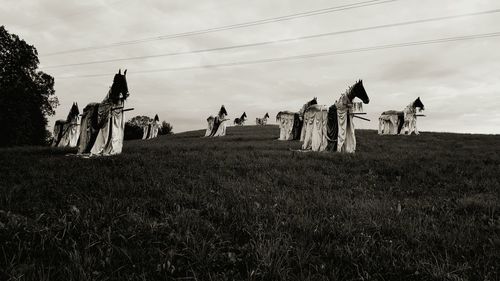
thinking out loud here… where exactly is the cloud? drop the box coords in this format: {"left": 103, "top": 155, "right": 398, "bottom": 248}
{"left": 2, "top": 0, "right": 499, "bottom": 134}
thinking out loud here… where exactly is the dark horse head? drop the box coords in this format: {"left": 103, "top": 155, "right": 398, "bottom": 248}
{"left": 413, "top": 97, "right": 424, "bottom": 111}
{"left": 264, "top": 112, "right": 270, "bottom": 119}
{"left": 307, "top": 97, "right": 318, "bottom": 107}
{"left": 109, "top": 69, "right": 129, "bottom": 104}
{"left": 154, "top": 114, "right": 160, "bottom": 122}
{"left": 301, "top": 97, "right": 318, "bottom": 115}
{"left": 219, "top": 105, "right": 228, "bottom": 117}
{"left": 348, "top": 80, "right": 369, "bottom": 104}
{"left": 241, "top": 112, "right": 247, "bottom": 119}
{"left": 67, "top": 102, "right": 80, "bottom": 122}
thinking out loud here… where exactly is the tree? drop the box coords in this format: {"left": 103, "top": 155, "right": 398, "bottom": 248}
{"left": 159, "top": 121, "right": 173, "bottom": 135}
{"left": 127, "top": 115, "right": 152, "bottom": 128}
{"left": 0, "top": 26, "right": 58, "bottom": 146}
{"left": 124, "top": 115, "right": 152, "bottom": 140}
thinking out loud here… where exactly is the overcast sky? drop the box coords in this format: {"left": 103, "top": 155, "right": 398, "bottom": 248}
{"left": 2, "top": 0, "right": 500, "bottom": 134}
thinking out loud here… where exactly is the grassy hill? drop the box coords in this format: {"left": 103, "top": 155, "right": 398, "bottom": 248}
{"left": 1, "top": 125, "right": 499, "bottom": 281}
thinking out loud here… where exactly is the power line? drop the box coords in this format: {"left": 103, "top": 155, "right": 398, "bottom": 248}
{"left": 41, "top": 8, "right": 500, "bottom": 69}
{"left": 56, "top": 31, "right": 500, "bottom": 79}
{"left": 43, "top": 0, "right": 400, "bottom": 56}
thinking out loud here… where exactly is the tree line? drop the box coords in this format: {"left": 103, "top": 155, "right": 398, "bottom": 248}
{"left": 124, "top": 115, "right": 173, "bottom": 140}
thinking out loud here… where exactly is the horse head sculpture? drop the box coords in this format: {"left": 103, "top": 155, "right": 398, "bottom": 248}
{"left": 218, "top": 105, "right": 228, "bottom": 118}
{"left": 109, "top": 69, "right": 129, "bottom": 104}
{"left": 348, "top": 80, "right": 369, "bottom": 104}
{"left": 414, "top": 97, "right": 424, "bottom": 112}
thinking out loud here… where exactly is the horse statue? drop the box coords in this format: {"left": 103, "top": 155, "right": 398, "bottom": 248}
{"left": 301, "top": 80, "right": 370, "bottom": 153}
{"left": 379, "top": 97, "right": 424, "bottom": 135}
{"left": 52, "top": 102, "right": 80, "bottom": 147}
{"left": 77, "top": 69, "right": 130, "bottom": 156}
{"left": 256, "top": 113, "right": 270, "bottom": 125}
{"left": 205, "top": 105, "right": 229, "bottom": 137}
{"left": 143, "top": 114, "right": 160, "bottom": 139}
{"left": 233, "top": 112, "right": 247, "bottom": 126}
{"left": 276, "top": 97, "right": 317, "bottom": 141}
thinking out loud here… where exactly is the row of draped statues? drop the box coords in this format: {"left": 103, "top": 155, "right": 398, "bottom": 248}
{"left": 204, "top": 80, "right": 423, "bottom": 154}
{"left": 276, "top": 80, "right": 371, "bottom": 153}
{"left": 204, "top": 109, "right": 270, "bottom": 137}
{"left": 51, "top": 70, "right": 131, "bottom": 157}
{"left": 52, "top": 70, "right": 167, "bottom": 156}
{"left": 52, "top": 75, "right": 423, "bottom": 157}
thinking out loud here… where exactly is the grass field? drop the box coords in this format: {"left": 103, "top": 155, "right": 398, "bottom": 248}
{"left": 1, "top": 125, "right": 499, "bottom": 281}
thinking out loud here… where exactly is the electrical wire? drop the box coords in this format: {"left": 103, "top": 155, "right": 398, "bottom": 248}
{"left": 55, "top": 31, "right": 500, "bottom": 79}
{"left": 41, "top": 8, "right": 500, "bottom": 69}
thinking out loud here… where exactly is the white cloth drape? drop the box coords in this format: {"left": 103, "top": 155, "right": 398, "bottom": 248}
{"left": 278, "top": 113, "right": 295, "bottom": 140}
{"left": 77, "top": 107, "right": 94, "bottom": 154}
{"left": 51, "top": 122, "right": 63, "bottom": 147}
{"left": 336, "top": 95, "right": 356, "bottom": 153}
{"left": 301, "top": 106, "right": 328, "bottom": 151}
{"left": 53, "top": 120, "right": 80, "bottom": 148}
{"left": 205, "top": 117, "right": 214, "bottom": 137}
{"left": 212, "top": 114, "right": 227, "bottom": 137}
{"left": 378, "top": 114, "right": 399, "bottom": 135}
{"left": 90, "top": 100, "right": 125, "bottom": 156}
{"left": 142, "top": 121, "right": 159, "bottom": 140}
{"left": 403, "top": 105, "right": 419, "bottom": 135}
{"left": 68, "top": 123, "right": 80, "bottom": 147}
{"left": 151, "top": 121, "right": 159, "bottom": 138}
{"left": 142, "top": 125, "right": 149, "bottom": 139}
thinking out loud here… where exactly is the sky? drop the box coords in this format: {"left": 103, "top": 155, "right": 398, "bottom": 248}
{"left": 1, "top": 0, "right": 500, "bottom": 134}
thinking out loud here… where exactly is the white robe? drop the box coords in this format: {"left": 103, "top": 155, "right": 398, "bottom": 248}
{"left": 378, "top": 114, "right": 399, "bottom": 135}
{"left": 301, "top": 106, "right": 328, "bottom": 151}
{"left": 51, "top": 122, "right": 63, "bottom": 147}
{"left": 151, "top": 122, "right": 159, "bottom": 138}
{"left": 311, "top": 109, "right": 328, "bottom": 151}
{"left": 205, "top": 117, "right": 214, "bottom": 137}
{"left": 68, "top": 123, "right": 80, "bottom": 147}
{"left": 301, "top": 112, "right": 313, "bottom": 148}
{"left": 142, "top": 125, "right": 149, "bottom": 139}
{"left": 53, "top": 119, "right": 80, "bottom": 148}
{"left": 278, "top": 113, "right": 295, "bottom": 140}
{"left": 90, "top": 100, "right": 125, "bottom": 156}
{"left": 212, "top": 114, "right": 227, "bottom": 137}
{"left": 336, "top": 95, "right": 356, "bottom": 153}
{"left": 77, "top": 110, "right": 93, "bottom": 154}
{"left": 403, "top": 106, "right": 419, "bottom": 135}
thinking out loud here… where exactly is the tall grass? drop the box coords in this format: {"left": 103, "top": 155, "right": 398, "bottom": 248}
{"left": 0, "top": 126, "right": 499, "bottom": 280}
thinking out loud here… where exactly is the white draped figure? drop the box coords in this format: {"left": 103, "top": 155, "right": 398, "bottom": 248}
{"left": 205, "top": 116, "right": 215, "bottom": 137}
{"left": 335, "top": 94, "right": 357, "bottom": 153}
{"left": 151, "top": 118, "right": 160, "bottom": 138}
{"left": 142, "top": 114, "right": 160, "bottom": 140}
{"left": 276, "top": 111, "right": 297, "bottom": 140}
{"left": 205, "top": 105, "right": 228, "bottom": 137}
{"left": 299, "top": 98, "right": 318, "bottom": 142}
{"left": 378, "top": 113, "right": 400, "bottom": 135}
{"left": 301, "top": 80, "right": 370, "bottom": 153}
{"left": 379, "top": 97, "right": 424, "bottom": 135}
{"left": 77, "top": 69, "right": 129, "bottom": 156}
{"left": 142, "top": 123, "right": 150, "bottom": 139}
{"left": 52, "top": 103, "right": 80, "bottom": 148}
{"left": 90, "top": 99, "right": 125, "bottom": 156}
{"left": 301, "top": 105, "right": 329, "bottom": 151}
{"left": 403, "top": 105, "right": 419, "bottom": 135}
{"left": 277, "top": 98, "right": 317, "bottom": 141}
